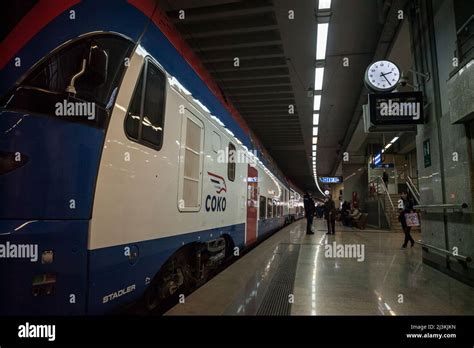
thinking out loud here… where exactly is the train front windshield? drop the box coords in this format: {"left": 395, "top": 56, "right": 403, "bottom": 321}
{"left": 0, "top": 34, "right": 134, "bottom": 220}
{"left": 2, "top": 34, "right": 134, "bottom": 129}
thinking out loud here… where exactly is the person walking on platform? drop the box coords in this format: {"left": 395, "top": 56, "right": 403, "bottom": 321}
{"left": 324, "top": 196, "right": 336, "bottom": 235}
{"left": 303, "top": 192, "right": 315, "bottom": 235}
{"left": 399, "top": 191, "right": 415, "bottom": 248}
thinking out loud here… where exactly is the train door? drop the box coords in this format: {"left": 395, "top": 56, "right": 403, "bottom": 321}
{"left": 246, "top": 164, "right": 258, "bottom": 245}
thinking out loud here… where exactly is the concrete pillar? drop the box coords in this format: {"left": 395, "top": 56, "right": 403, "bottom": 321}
{"left": 408, "top": 0, "right": 474, "bottom": 285}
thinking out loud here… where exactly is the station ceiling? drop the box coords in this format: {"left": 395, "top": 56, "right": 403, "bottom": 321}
{"left": 160, "top": 0, "right": 401, "bottom": 193}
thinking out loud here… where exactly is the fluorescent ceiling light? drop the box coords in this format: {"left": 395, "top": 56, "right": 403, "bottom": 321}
{"left": 316, "top": 23, "right": 329, "bottom": 60}
{"left": 313, "top": 151, "right": 316, "bottom": 156}
{"left": 314, "top": 67, "right": 325, "bottom": 90}
{"left": 313, "top": 113, "right": 319, "bottom": 125}
{"left": 312, "top": 145, "right": 317, "bottom": 151}
{"left": 384, "top": 143, "right": 392, "bottom": 150}
{"left": 318, "top": 0, "right": 331, "bottom": 9}
{"left": 313, "top": 137, "right": 318, "bottom": 144}
{"left": 313, "top": 95, "right": 321, "bottom": 111}
{"left": 313, "top": 127, "right": 318, "bottom": 136}
{"left": 390, "top": 136, "right": 399, "bottom": 144}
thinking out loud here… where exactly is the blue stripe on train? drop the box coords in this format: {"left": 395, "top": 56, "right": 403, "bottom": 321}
{"left": 87, "top": 223, "right": 246, "bottom": 314}
{"left": 0, "top": 217, "right": 287, "bottom": 314}
{"left": 87, "top": 217, "right": 287, "bottom": 314}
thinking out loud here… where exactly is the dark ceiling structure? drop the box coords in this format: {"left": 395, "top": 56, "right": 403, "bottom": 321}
{"left": 160, "top": 0, "right": 403, "bottom": 193}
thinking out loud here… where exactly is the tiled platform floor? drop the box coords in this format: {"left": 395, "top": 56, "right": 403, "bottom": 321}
{"left": 166, "top": 219, "right": 474, "bottom": 315}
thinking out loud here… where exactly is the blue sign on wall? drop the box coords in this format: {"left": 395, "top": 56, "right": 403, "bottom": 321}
{"left": 319, "top": 177, "right": 343, "bottom": 184}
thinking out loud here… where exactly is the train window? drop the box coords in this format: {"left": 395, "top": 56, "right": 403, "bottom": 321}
{"left": 124, "top": 69, "right": 143, "bottom": 139}
{"left": 141, "top": 63, "right": 166, "bottom": 147}
{"left": 125, "top": 59, "right": 166, "bottom": 150}
{"left": 4, "top": 34, "right": 134, "bottom": 128}
{"left": 267, "top": 199, "right": 273, "bottom": 219}
{"left": 259, "top": 196, "right": 266, "bottom": 219}
{"left": 273, "top": 201, "right": 277, "bottom": 217}
{"left": 228, "top": 142, "right": 236, "bottom": 182}
{"left": 212, "top": 132, "right": 221, "bottom": 153}
{"left": 178, "top": 112, "right": 204, "bottom": 211}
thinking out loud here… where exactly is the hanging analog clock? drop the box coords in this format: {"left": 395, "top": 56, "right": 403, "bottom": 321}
{"left": 364, "top": 60, "right": 400, "bottom": 92}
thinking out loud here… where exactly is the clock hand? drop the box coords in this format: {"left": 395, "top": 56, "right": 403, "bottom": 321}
{"left": 382, "top": 75, "right": 391, "bottom": 84}
{"left": 380, "top": 71, "right": 392, "bottom": 76}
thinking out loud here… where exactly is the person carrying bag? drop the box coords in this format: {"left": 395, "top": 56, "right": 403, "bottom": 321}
{"left": 399, "top": 191, "right": 416, "bottom": 248}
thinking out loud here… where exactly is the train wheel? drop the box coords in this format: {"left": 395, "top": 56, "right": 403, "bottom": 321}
{"left": 143, "top": 251, "right": 192, "bottom": 313}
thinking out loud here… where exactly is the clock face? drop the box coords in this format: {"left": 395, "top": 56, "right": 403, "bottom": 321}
{"left": 365, "top": 60, "right": 400, "bottom": 92}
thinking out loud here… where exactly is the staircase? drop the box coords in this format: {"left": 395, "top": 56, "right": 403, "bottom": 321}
{"left": 382, "top": 193, "right": 421, "bottom": 233}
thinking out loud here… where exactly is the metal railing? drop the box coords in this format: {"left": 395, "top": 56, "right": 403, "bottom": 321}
{"left": 406, "top": 175, "right": 420, "bottom": 205}
{"left": 416, "top": 240, "right": 472, "bottom": 263}
{"left": 414, "top": 203, "right": 468, "bottom": 213}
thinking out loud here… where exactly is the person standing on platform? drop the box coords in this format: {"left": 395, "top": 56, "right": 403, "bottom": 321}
{"left": 382, "top": 170, "right": 389, "bottom": 189}
{"left": 303, "top": 192, "right": 315, "bottom": 235}
{"left": 324, "top": 196, "right": 336, "bottom": 235}
{"left": 399, "top": 191, "right": 415, "bottom": 248}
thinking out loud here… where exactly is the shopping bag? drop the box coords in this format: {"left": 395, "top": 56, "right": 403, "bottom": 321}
{"left": 405, "top": 212, "right": 420, "bottom": 227}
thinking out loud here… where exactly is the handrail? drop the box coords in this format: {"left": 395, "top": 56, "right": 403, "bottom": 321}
{"left": 406, "top": 175, "right": 420, "bottom": 197}
{"left": 375, "top": 176, "right": 395, "bottom": 210}
{"left": 405, "top": 178, "right": 420, "bottom": 205}
{"left": 416, "top": 240, "right": 472, "bottom": 263}
{"left": 414, "top": 203, "right": 468, "bottom": 211}
{"left": 457, "top": 14, "right": 473, "bottom": 35}
{"left": 369, "top": 176, "right": 395, "bottom": 228}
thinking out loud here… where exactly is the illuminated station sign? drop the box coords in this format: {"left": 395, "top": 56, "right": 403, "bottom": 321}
{"left": 318, "top": 177, "right": 343, "bottom": 184}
